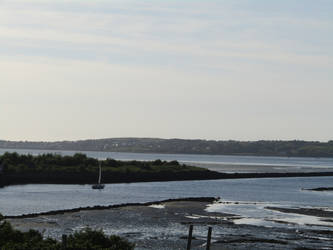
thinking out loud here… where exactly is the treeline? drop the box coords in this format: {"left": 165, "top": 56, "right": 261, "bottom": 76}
{"left": 1, "top": 138, "right": 333, "bottom": 157}
{"left": 0, "top": 152, "right": 202, "bottom": 174}
{"left": 0, "top": 152, "right": 212, "bottom": 186}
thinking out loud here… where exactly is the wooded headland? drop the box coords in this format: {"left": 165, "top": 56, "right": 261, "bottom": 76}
{"left": 1, "top": 138, "right": 333, "bottom": 157}
{"left": 1, "top": 152, "right": 333, "bottom": 187}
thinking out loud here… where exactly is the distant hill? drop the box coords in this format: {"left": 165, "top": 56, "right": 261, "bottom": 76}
{"left": 1, "top": 138, "right": 333, "bottom": 158}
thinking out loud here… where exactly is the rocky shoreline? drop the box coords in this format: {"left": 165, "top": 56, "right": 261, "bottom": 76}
{"left": 4, "top": 197, "right": 218, "bottom": 219}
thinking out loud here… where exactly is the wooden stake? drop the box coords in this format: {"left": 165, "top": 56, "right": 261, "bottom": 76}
{"left": 186, "top": 225, "right": 193, "bottom": 250}
{"left": 206, "top": 227, "right": 212, "bottom": 250}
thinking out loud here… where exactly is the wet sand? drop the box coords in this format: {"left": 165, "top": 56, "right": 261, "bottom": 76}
{"left": 6, "top": 198, "right": 333, "bottom": 249}
{"left": 266, "top": 206, "right": 333, "bottom": 218}
{"left": 191, "top": 162, "right": 333, "bottom": 174}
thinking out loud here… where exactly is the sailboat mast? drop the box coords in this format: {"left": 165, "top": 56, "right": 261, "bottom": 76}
{"left": 98, "top": 162, "right": 102, "bottom": 184}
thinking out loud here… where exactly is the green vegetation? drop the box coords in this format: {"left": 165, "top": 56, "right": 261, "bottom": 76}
{"left": 65, "top": 228, "right": 134, "bottom": 250}
{"left": 0, "top": 152, "right": 210, "bottom": 186}
{"left": 1, "top": 138, "right": 333, "bottom": 157}
{"left": 0, "top": 217, "right": 134, "bottom": 250}
{"left": 0, "top": 152, "right": 204, "bottom": 175}
{"left": 1, "top": 152, "right": 333, "bottom": 187}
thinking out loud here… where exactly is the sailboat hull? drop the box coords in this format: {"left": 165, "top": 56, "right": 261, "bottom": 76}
{"left": 92, "top": 184, "right": 105, "bottom": 189}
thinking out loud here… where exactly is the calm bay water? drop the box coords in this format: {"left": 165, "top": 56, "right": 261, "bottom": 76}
{"left": 1, "top": 177, "right": 333, "bottom": 230}
{"left": 1, "top": 177, "right": 332, "bottom": 217}
{"left": 1, "top": 149, "right": 333, "bottom": 229}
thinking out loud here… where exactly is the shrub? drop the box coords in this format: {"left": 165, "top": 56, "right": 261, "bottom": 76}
{"left": 0, "top": 221, "right": 134, "bottom": 250}
{"left": 0, "top": 221, "right": 60, "bottom": 249}
{"left": 66, "top": 227, "right": 134, "bottom": 250}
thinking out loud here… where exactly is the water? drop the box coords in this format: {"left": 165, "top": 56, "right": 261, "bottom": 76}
{"left": 1, "top": 148, "right": 333, "bottom": 230}
{"left": 1, "top": 148, "right": 333, "bottom": 173}
{"left": 1, "top": 177, "right": 333, "bottom": 229}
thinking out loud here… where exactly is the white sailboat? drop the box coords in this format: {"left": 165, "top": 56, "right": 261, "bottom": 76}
{"left": 92, "top": 162, "right": 105, "bottom": 189}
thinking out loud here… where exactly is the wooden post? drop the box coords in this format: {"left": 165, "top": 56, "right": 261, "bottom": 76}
{"left": 206, "top": 227, "right": 212, "bottom": 250}
{"left": 186, "top": 224, "right": 193, "bottom": 250}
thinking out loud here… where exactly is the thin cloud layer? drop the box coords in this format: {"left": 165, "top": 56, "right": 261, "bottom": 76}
{"left": 1, "top": 0, "right": 332, "bottom": 141}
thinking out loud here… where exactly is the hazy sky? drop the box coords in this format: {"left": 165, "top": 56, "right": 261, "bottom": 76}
{"left": 1, "top": 0, "right": 332, "bottom": 141}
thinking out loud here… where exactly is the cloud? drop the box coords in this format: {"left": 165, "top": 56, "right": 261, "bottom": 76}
{"left": 0, "top": 0, "right": 332, "bottom": 141}
{"left": 1, "top": 0, "right": 332, "bottom": 69}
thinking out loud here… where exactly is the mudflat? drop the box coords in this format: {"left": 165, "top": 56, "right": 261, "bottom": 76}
{"left": 6, "top": 198, "right": 333, "bottom": 249}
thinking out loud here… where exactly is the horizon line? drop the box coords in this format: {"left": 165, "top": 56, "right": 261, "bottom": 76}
{"left": 1, "top": 137, "right": 332, "bottom": 143}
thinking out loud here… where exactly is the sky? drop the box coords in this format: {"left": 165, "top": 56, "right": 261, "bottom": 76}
{"left": 1, "top": 0, "right": 332, "bottom": 142}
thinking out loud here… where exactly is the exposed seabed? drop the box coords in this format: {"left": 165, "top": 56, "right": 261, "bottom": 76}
{"left": 7, "top": 197, "right": 333, "bottom": 250}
